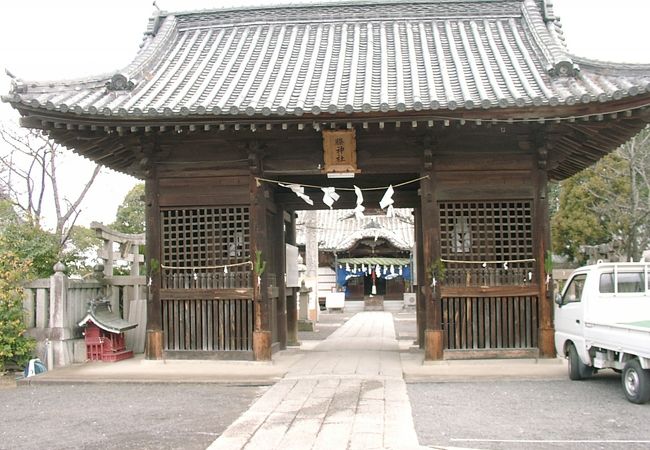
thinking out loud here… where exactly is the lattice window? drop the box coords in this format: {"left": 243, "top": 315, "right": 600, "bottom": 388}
{"left": 439, "top": 201, "right": 534, "bottom": 285}
{"left": 161, "top": 207, "right": 251, "bottom": 289}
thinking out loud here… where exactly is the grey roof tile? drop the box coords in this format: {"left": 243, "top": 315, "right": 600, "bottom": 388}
{"left": 4, "top": 0, "right": 650, "bottom": 119}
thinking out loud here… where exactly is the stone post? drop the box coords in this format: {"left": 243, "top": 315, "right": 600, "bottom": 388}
{"left": 48, "top": 262, "right": 73, "bottom": 367}
{"left": 298, "top": 281, "right": 314, "bottom": 331}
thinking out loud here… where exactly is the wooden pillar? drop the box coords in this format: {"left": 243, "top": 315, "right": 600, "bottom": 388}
{"left": 414, "top": 208, "right": 425, "bottom": 349}
{"left": 250, "top": 152, "right": 272, "bottom": 361}
{"left": 420, "top": 151, "right": 444, "bottom": 360}
{"left": 286, "top": 211, "right": 300, "bottom": 346}
{"left": 144, "top": 159, "right": 163, "bottom": 360}
{"left": 535, "top": 145, "right": 555, "bottom": 357}
{"left": 276, "top": 209, "right": 288, "bottom": 350}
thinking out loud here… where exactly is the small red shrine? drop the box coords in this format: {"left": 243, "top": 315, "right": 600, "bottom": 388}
{"left": 78, "top": 300, "right": 138, "bottom": 362}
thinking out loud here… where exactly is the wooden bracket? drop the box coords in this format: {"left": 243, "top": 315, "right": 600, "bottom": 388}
{"left": 247, "top": 140, "right": 266, "bottom": 173}
{"left": 423, "top": 148, "right": 433, "bottom": 170}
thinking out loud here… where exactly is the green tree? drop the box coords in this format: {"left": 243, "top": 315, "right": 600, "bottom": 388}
{"left": 111, "top": 183, "right": 145, "bottom": 234}
{"left": 552, "top": 170, "right": 610, "bottom": 263}
{"left": 64, "top": 225, "right": 103, "bottom": 276}
{"left": 0, "top": 200, "right": 99, "bottom": 278}
{"left": 552, "top": 126, "right": 650, "bottom": 262}
{"left": 0, "top": 241, "right": 36, "bottom": 372}
{"left": 0, "top": 200, "right": 60, "bottom": 278}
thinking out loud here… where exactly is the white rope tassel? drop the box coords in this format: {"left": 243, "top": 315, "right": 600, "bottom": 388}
{"left": 353, "top": 185, "right": 365, "bottom": 219}
{"left": 321, "top": 187, "right": 340, "bottom": 209}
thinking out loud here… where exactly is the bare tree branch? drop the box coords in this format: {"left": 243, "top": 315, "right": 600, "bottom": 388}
{"left": 0, "top": 123, "right": 102, "bottom": 255}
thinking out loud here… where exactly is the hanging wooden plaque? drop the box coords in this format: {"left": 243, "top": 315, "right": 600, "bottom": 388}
{"left": 322, "top": 129, "right": 359, "bottom": 174}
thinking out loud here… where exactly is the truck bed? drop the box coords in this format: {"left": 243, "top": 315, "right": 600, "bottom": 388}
{"left": 585, "top": 320, "right": 650, "bottom": 361}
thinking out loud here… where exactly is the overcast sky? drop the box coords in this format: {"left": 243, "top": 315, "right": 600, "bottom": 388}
{"left": 1, "top": 0, "right": 649, "bottom": 229}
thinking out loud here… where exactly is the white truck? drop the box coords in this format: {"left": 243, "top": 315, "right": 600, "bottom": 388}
{"left": 555, "top": 262, "right": 650, "bottom": 404}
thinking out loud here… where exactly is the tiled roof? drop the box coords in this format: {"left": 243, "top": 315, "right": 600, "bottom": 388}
{"left": 78, "top": 300, "right": 138, "bottom": 334}
{"left": 296, "top": 208, "right": 414, "bottom": 251}
{"left": 5, "top": 0, "right": 650, "bottom": 120}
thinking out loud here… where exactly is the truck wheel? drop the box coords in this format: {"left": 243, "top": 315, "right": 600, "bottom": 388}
{"left": 622, "top": 359, "right": 650, "bottom": 404}
{"left": 568, "top": 343, "right": 593, "bottom": 380}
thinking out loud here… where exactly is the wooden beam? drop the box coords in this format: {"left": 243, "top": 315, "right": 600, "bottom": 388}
{"left": 160, "top": 288, "right": 253, "bottom": 300}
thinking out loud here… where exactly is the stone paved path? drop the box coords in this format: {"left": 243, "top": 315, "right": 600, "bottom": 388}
{"left": 208, "top": 311, "right": 422, "bottom": 450}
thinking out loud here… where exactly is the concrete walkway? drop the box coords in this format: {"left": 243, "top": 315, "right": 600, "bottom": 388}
{"left": 208, "top": 311, "right": 422, "bottom": 450}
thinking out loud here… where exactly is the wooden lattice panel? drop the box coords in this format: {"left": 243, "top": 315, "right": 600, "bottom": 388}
{"left": 162, "top": 298, "right": 254, "bottom": 352}
{"left": 439, "top": 200, "right": 534, "bottom": 272}
{"left": 441, "top": 296, "right": 539, "bottom": 350}
{"left": 161, "top": 207, "right": 250, "bottom": 289}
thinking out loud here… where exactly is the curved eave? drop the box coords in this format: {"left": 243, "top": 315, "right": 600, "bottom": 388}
{"left": 11, "top": 91, "right": 650, "bottom": 127}
{"left": 11, "top": 94, "right": 650, "bottom": 182}
{"left": 78, "top": 314, "right": 138, "bottom": 334}
{"left": 6, "top": 77, "right": 650, "bottom": 121}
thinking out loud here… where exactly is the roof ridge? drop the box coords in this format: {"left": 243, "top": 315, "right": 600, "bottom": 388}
{"left": 120, "top": 16, "right": 179, "bottom": 89}
{"left": 5, "top": 14, "right": 178, "bottom": 95}
{"left": 158, "top": 0, "right": 521, "bottom": 18}
{"left": 570, "top": 55, "right": 650, "bottom": 72}
{"left": 520, "top": 0, "right": 576, "bottom": 76}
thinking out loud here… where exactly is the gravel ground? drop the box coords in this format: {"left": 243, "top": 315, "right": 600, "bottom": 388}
{"left": 408, "top": 374, "right": 650, "bottom": 450}
{"left": 0, "top": 383, "right": 265, "bottom": 450}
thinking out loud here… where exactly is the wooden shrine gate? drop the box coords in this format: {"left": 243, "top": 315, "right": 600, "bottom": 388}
{"left": 9, "top": 1, "right": 650, "bottom": 362}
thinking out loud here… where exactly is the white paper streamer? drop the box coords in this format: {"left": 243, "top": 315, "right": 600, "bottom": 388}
{"left": 280, "top": 183, "right": 313, "bottom": 205}
{"left": 321, "top": 187, "right": 340, "bottom": 209}
{"left": 353, "top": 185, "right": 365, "bottom": 219}
{"left": 380, "top": 184, "right": 395, "bottom": 217}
